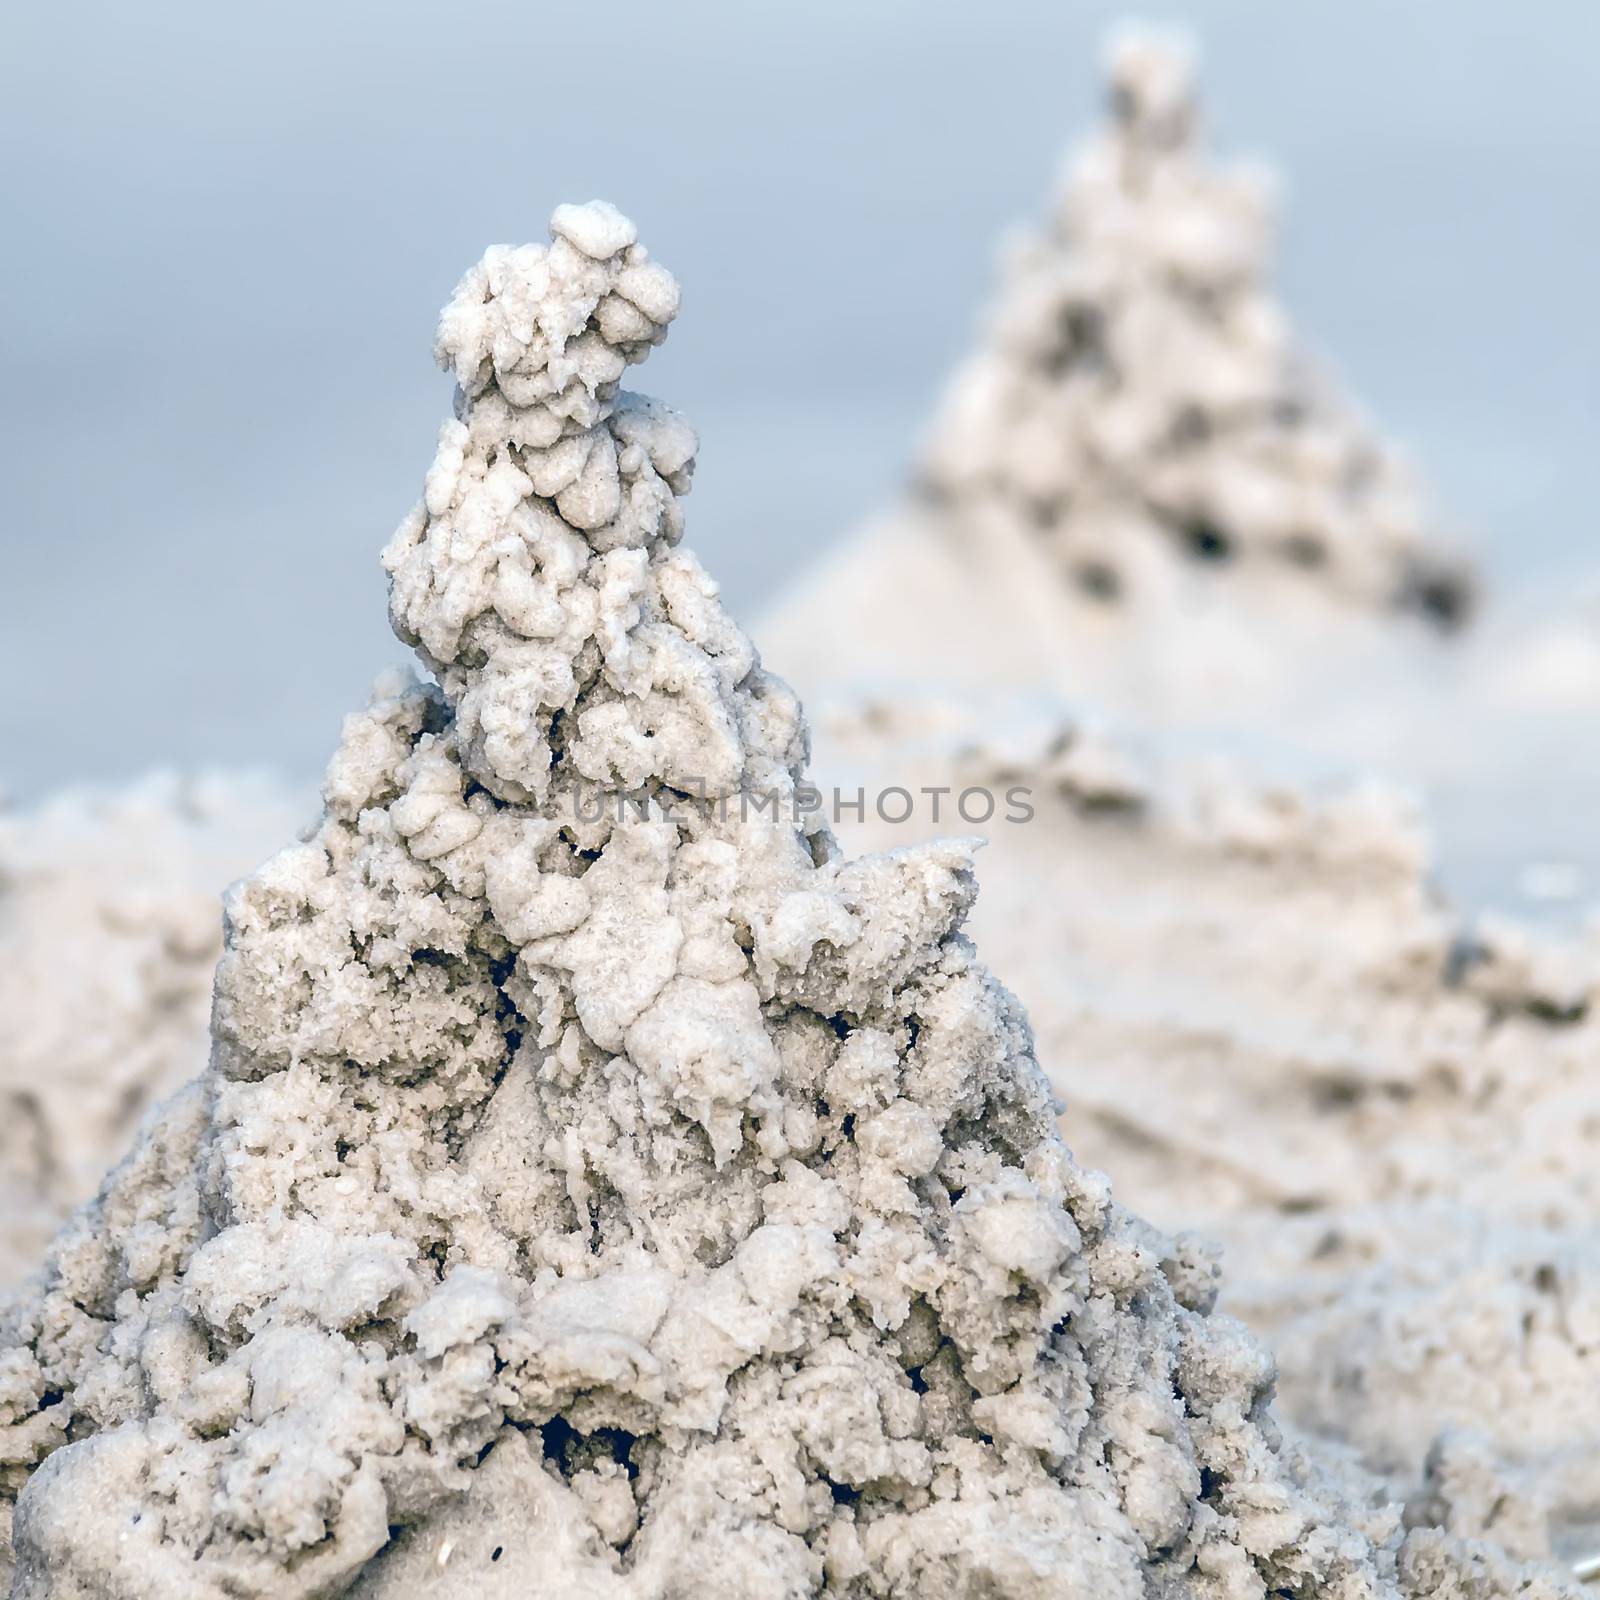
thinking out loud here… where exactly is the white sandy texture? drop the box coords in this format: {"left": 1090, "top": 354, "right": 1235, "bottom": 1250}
{"left": 0, "top": 204, "right": 1570, "bottom": 1599}
{"left": 0, "top": 774, "right": 303, "bottom": 1286}
{"left": 800, "top": 692, "right": 1600, "bottom": 1579}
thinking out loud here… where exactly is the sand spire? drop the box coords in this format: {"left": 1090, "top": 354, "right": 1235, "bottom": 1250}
{"left": 922, "top": 28, "right": 1474, "bottom": 627}
{"left": 0, "top": 205, "right": 1566, "bottom": 1599}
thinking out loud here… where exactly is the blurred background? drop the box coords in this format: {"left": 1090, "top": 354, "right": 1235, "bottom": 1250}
{"left": 4, "top": 0, "right": 1597, "bottom": 796}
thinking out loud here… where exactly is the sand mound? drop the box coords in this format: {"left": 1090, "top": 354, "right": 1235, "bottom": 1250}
{"left": 0, "top": 203, "right": 1565, "bottom": 1599}
{"left": 922, "top": 28, "right": 1472, "bottom": 626}
{"left": 761, "top": 28, "right": 1475, "bottom": 745}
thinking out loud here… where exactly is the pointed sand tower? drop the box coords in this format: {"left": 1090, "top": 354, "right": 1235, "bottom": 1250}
{"left": 0, "top": 205, "right": 1563, "bottom": 1600}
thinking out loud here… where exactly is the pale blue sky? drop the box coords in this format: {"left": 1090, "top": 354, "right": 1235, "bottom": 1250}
{"left": 4, "top": 0, "right": 1597, "bottom": 792}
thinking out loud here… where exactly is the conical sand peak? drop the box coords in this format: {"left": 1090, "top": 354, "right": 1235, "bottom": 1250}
{"left": 0, "top": 206, "right": 1561, "bottom": 1600}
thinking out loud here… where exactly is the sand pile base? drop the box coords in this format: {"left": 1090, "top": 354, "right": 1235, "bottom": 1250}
{"left": 797, "top": 691, "right": 1600, "bottom": 1577}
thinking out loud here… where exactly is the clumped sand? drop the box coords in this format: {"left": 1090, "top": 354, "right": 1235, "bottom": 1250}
{"left": 0, "top": 203, "right": 1571, "bottom": 1599}
{"left": 919, "top": 29, "right": 1473, "bottom": 628}
{"left": 800, "top": 695, "right": 1600, "bottom": 1575}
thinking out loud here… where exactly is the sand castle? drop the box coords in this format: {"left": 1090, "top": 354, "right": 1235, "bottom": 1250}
{"left": 920, "top": 30, "right": 1473, "bottom": 627}
{"left": 803, "top": 696, "right": 1600, "bottom": 1574}
{"left": 0, "top": 204, "right": 1574, "bottom": 1599}
{"left": 762, "top": 30, "right": 1475, "bottom": 739}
